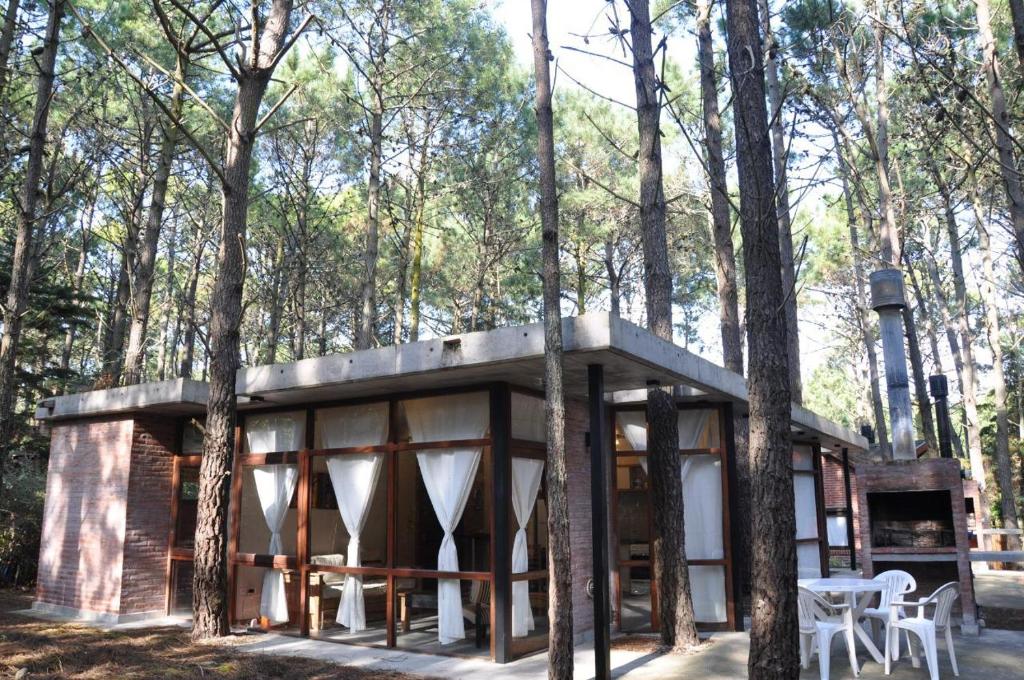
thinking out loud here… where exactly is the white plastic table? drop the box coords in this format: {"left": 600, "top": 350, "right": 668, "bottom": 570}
{"left": 799, "top": 577, "right": 886, "bottom": 667}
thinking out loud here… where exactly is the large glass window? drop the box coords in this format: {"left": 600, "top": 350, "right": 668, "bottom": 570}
{"left": 613, "top": 407, "right": 731, "bottom": 629}
{"left": 794, "top": 444, "right": 824, "bottom": 579}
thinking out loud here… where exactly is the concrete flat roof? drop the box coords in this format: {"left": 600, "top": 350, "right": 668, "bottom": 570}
{"left": 35, "top": 313, "right": 867, "bottom": 452}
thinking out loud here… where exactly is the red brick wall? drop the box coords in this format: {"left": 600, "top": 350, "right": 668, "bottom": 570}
{"left": 36, "top": 418, "right": 133, "bottom": 615}
{"left": 565, "top": 398, "right": 594, "bottom": 637}
{"left": 120, "top": 415, "right": 176, "bottom": 615}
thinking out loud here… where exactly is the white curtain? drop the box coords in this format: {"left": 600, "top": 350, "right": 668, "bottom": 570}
{"left": 245, "top": 412, "right": 305, "bottom": 453}
{"left": 405, "top": 393, "right": 488, "bottom": 645}
{"left": 319, "top": 401, "right": 389, "bottom": 632}
{"left": 511, "top": 393, "right": 546, "bottom": 442}
{"left": 511, "top": 457, "right": 544, "bottom": 637}
{"left": 616, "top": 411, "right": 647, "bottom": 451}
{"left": 253, "top": 464, "right": 299, "bottom": 624}
{"left": 681, "top": 454, "right": 726, "bottom": 622}
{"left": 827, "top": 515, "right": 849, "bottom": 547}
{"left": 677, "top": 410, "right": 711, "bottom": 449}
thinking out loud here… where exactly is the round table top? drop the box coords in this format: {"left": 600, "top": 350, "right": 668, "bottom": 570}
{"left": 799, "top": 577, "right": 884, "bottom": 593}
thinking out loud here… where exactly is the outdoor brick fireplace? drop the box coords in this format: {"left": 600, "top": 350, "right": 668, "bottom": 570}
{"left": 857, "top": 458, "right": 978, "bottom": 634}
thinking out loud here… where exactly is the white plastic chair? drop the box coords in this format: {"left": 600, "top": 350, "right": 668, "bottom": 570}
{"left": 799, "top": 586, "right": 860, "bottom": 680}
{"left": 862, "top": 569, "right": 917, "bottom": 657}
{"left": 884, "top": 582, "right": 960, "bottom": 680}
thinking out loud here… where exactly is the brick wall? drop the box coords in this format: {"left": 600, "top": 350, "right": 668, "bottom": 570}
{"left": 36, "top": 418, "right": 133, "bottom": 615}
{"left": 565, "top": 398, "right": 594, "bottom": 637}
{"left": 120, "top": 415, "right": 176, "bottom": 616}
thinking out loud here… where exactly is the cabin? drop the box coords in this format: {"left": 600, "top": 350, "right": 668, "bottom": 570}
{"left": 31, "top": 313, "right": 866, "bottom": 663}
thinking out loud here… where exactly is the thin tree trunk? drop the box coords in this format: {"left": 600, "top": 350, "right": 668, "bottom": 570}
{"left": 758, "top": 0, "right": 801, "bottom": 403}
{"left": 629, "top": 0, "right": 697, "bottom": 650}
{"left": 1009, "top": 0, "right": 1024, "bottom": 67}
{"left": 0, "top": 0, "right": 63, "bottom": 494}
{"left": 976, "top": 0, "right": 1024, "bottom": 275}
{"left": 409, "top": 140, "right": 429, "bottom": 342}
{"left": 697, "top": 0, "right": 742, "bottom": 376}
{"left": 263, "top": 236, "right": 286, "bottom": 364}
{"left": 530, "top": 3, "right": 572, "bottom": 676}
{"left": 971, "top": 168, "right": 1020, "bottom": 546}
{"left": 903, "top": 303, "right": 937, "bottom": 452}
{"left": 357, "top": 106, "right": 383, "bottom": 350}
{"left": 155, "top": 219, "right": 178, "bottom": 380}
{"left": 935, "top": 174, "right": 992, "bottom": 543}
{"left": 603, "top": 239, "right": 621, "bottom": 317}
{"left": 179, "top": 235, "right": 204, "bottom": 379}
{"left": 192, "top": 0, "right": 296, "bottom": 639}
{"left": 725, "top": 0, "right": 798, "bottom": 676}
{"left": 123, "top": 60, "right": 186, "bottom": 385}
{"left": 0, "top": 0, "right": 20, "bottom": 102}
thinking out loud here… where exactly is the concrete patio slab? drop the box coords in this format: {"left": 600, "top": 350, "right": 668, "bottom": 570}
{"left": 231, "top": 626, "right": 1024, "bottom": 679}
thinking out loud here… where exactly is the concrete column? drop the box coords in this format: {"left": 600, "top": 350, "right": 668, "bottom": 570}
{"left": 870, "top": 269, "right": 916, "bottom": 460}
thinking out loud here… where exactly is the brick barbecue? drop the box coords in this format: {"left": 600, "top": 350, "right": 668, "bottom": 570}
{"left": 856, "top": 458, "right": 978, "bottom": 634}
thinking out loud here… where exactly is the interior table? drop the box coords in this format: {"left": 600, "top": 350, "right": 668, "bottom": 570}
{"left": 799, "top": 577, "right": 886, "bottom": 669}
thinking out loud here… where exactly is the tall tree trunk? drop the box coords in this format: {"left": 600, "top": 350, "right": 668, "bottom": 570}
{"left": 155, "top": 219, "right": 178, "bottom": 381}
{"left": 357, "top": 106, "right": 383, "bottom": 350}
{"left": 0, "top": 0, "right": 20, "bottom": 103}
{"left": 408, "top": 140, "right": 429, "bottom": 342}
{"left": 972, "top": 169, "right": 1020, "bottom": 546}
{"left": 192, "top": 0, "right": 296, "bottom": 640}
{"left": 976, "top": 0, "right": 1024, "bottom": 275}
{"left": 834, "top": 129, "right": 890, "bottom": 452}
{"left": 725, "top": 0, "right": 798, "bottom": 677}
{"left": 934, "top": 174, "right": 991, "bottom": 542}
{"left": 530, "top": 3, "right": 573, "bottom": 677}
{"left": 1009, "top": 0, "right": 1024, "bottom": 67}
{"left": 0, "top": 0, "right": 62, "bottom": 495}
{"left": 603, "top": 239, "right": 621, "bottom": 317}
{"left": 629, "top": 0, "right": 698, "bottom": 650}
{"left": 697, "top": 0, "right": 742, "bottom": 376}
{"left": 179, "top": 239, "right": 203, "bottom": 379}
{"left": 61, "top": 165, "right": 103, "bottom": 389}
{"left": 123, "top": 61, "right": 186, "bottom": 385}
{"left": 263, "top": 235, "right": 286, "bottom": 365}
{"left": 758, "top": 0, "right": 801, "bottom": 403}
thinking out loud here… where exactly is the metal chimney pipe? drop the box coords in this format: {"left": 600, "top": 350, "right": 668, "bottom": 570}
{"left": 929, "top": 374, "right": 954, "bottom": 459}
{"left": 870, "top": 269, "right": 916, "bottom": 460}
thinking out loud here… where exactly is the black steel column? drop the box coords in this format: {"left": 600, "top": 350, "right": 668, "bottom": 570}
{"left": 841, "top": 447, "right": 856, "bottom": 571}
{"left": 490, "top": 384, "right": 511, "bottom": 663}
{"left": 588, "top": 364, "right": 611, "bottom": 680}
{"left": 930, "top": 375, "right": 954, "bottom": 459}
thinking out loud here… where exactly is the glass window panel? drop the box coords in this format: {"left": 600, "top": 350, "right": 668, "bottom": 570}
{"left": 615, "top": 411, "right": 647, "bottom": 451}
{"left": 794, "top": 474, "right": 819, "bottom": 540}
{"left": 174, "top": 467, "right": 199, "bottom": 548}
{"left": 682, "top": 454, "right": 724, "bottom": 560}
{"left": 797, "top": 543, "right": 822, "bottom": 579}
{"left": 515, "top": 576, "right": 549, "bottom": 642}
{"left": 793, "top": 444, "right": 815, "bottom": 471}
{"left": 398, "top": 392, "right": 489, "bottom": 443}
{"left": 394, "top": 577, "right": 490, "bottom": 657}
{"left": 244, "top": 411, "right": 305, "bottom": 453}
{"left": 394, "top": 449, "right": 491, "bottom": 571}
{"left": 234, "top": 564, "right": 301, "bottom": 628}
{"left": 315, "top": 403, "right": 389, "bottom": 448}
{"left": 689, "top": 565, "right": 727, "bottom": 623}
{"left": 181, "top": 420, "right": 204, "bottom": 454}
{"left": 309, "top": 455, "right": 387, "bottom": 568}
{"left": 170, "top": 560, "right": 194, "bottom": 616}
{"left": 309, "top": 572, "right": 387, "bottom": 643}
{"left": 238, "top": 464, "right": 298, "bottom": 555}
{"left": 619, "top": 566, "right": 653, "bottom": 632}
{"left": 511, "top": 393, "right": 545, "bottom": 442}
{"left": 827, "top": 515, "right": 849, "bottom": 547}
{"left": 678, "top": 409, "right": 720, "bottom": 449}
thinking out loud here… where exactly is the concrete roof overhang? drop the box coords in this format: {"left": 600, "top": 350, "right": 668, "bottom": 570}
{"left": 35, "top": 313, "right": 868, "bottom": 453}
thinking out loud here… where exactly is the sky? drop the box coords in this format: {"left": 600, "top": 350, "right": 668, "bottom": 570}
{"left": 487, "top": 0, "right": 845, "bottom": 378}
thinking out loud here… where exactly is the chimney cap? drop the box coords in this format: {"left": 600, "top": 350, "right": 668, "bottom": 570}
{"left": 869, "top": 269, "right": 907, "bottom": 310}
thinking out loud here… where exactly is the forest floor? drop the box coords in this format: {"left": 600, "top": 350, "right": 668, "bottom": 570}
{"left": 0, "top": 589, "right": 427, "bottom": 680}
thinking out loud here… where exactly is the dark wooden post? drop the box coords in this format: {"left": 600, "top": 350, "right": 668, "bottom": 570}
{"left": 722, "top": 402, "right": 744, "bottom": 631}
{"left": 588, "top": 364, "right": 611, "bottom": 680}
{"left": 490, "top": 384, "right": 512, "bottom": 663}
{"left": 841, "top": 447, "right": 856, "bottom": 571}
